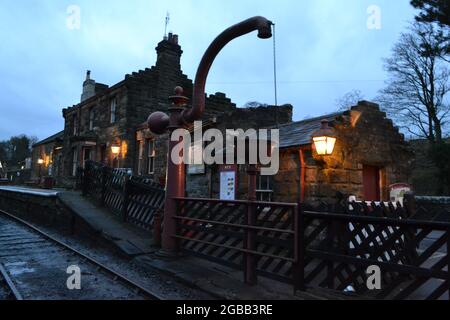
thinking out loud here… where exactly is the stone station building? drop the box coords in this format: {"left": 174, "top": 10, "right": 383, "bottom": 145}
{"left": 31, "top": 34, "right": 414, "bottom": 206}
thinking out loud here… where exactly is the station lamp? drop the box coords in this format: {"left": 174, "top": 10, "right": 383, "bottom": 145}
{"left": 37, "top": 158, "right": 44, "bottom": 165}
{"left": 312, "top": 120, "right": 337, "bottom": 156}
{"left": 111, "top": 143, "right": 121, "bottom": 156}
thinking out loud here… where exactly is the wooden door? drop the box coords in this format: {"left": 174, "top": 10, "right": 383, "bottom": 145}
{"left": 363, "top": 165, "right": 380, "bottom": 201}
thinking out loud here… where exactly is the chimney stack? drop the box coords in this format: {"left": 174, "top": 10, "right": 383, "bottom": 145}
{"left": 155, "top": 33, "right": 182, "bottom": 69}
{"left": 81, "top": 70, "right": 96, "bottom": 102}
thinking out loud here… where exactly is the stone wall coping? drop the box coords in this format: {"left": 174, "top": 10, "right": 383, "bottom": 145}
{"left": 415, "top": 196, "right": 450, "bottom": 204}
{"left": 0, "top": 186, "right": 59, "bottom": 198}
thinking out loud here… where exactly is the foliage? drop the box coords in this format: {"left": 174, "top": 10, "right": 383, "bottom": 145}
{"left": 410, "top": 0, "right": 450, "bottom": 62}
{"left": 411, "top": 0, "right": 450, "bottom": 27}
{"left": 0, "top": 135, "right": 37, "bottom": 169}
{"left": 243, "top": 101, "right": 268, "bottom": 108}
{"left": 335, "top": 90, "right": 365, "bottom": 111}
{"left": 377, "top": 22, "right": 450, "bottom": 143}
{"left": 429, "top": 141, "right": 450, "bottom": 195}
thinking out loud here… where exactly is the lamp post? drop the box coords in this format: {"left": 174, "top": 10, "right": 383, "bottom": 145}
{"left": 147, "top": 16, "right": 273, "bottom": 254}
{"left": 312, "top": 120, "right": 337, "bottom": 156}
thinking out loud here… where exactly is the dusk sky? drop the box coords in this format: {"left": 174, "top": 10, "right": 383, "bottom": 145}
{"left": 0, "top": 0, "right": 417, "bottom": 141}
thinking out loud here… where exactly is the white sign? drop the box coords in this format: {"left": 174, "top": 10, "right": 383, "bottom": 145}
{"left": 390, "top": 183, "right": 411, "bottom": 205}
{"left": 220, "top": 171, "right": 236, "bottom": 200}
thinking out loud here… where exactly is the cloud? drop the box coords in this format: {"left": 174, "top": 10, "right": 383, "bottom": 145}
{"left": 0, "top": 0, "right": 416, "bottom": 141}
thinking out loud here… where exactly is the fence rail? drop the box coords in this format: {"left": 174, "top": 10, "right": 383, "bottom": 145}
{"left": 173, "top": 197, "right": 300, "bottom": 286}
{"left": 81, "top": 161, "right": 165, "bottom": 231}
{"left": 173, "top": 197, "right": 450, "bottom": 299}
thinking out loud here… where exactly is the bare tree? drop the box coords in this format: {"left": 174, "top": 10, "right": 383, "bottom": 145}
{"left": 243, "top": 101, "right": 268, "bottom": 108}
{"left": 377, "top": 22, "right": 450, "bottom": 143}
{"left": 335, "top": 90, "right": 365, "bottom": 111}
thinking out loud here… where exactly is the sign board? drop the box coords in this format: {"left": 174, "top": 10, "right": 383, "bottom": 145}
{"left": 219, "top": 164, "right": 237, "bottom": 200}
{"left": 389, "top": 183, "right": 411, "bottom": 205}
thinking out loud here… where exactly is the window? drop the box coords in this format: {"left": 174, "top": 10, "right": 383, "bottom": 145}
{"left": 256, "top": 175, "right": 273, "bottom": 202}
{"left": 147, "top": 139, "right": 155, "bottom": 174}
{"left": 73, "top": 115, "right": 78, "bottom": 135}
{"left": 89, "top": 107, "right": 95, "bottom": 130}
{"left": 72, "top": 148, "right": 78, "bottom": 176}
{"left": 137, "top": 140, "right": 144, "bottom": 175}
{"left": 110, "top": 98, "right": 117, "bottom": 123}
{"left": 83, "top": 148, "right": 91, "bottom": 168}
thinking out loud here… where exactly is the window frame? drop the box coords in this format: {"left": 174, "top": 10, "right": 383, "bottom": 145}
{"left": 137, "top": 140, "right": 144, "bottom": 175}
{"left": 110, "top": 98, "right": 117, "bottom": 124}
{"left": 89, "top": 107, "right": 95, "bottom": 131}
{"left": 146, "top": 139, "right": 155, "bottom": 174}
{"left": 256, "top": 174, "right": 273, "bottom": 202}
{"left": 73, "top": 114, "right": 78, "bottom": 135}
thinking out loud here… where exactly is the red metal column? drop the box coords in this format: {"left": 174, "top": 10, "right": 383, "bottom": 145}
{"left": 245, "top": 164, "right": 259, "bottom": 285}
{"left": 147, "top": 17, "right": 273, "bottom": 255}
{"left": 149, "top": 87, "right": 188, "bottom": 254}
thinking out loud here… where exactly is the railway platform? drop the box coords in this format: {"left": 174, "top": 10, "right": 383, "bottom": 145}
{"left": 0, "top": 186, "right": 355, "bottom": 300}
{"left": 59, "top": 191, "right": 309, "bottom": 300}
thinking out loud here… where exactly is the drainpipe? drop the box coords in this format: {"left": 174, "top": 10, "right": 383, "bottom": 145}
{"left": 298, "top": 147, "right": 307, "bottom": 203}
{"left": 147, "top": 16, "right": 273, "bottom": 254}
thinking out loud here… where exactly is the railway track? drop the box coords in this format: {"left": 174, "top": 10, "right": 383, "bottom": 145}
{"left": 0, "top": 209, "right": 163, "bottom": 300}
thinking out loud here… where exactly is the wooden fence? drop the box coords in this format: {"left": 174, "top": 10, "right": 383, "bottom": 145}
{"left": 174, "top": 197, "right": 450, "bottom": 300}
{"left": 81, "top": 161, "right": 165, "bottom": 230}
{"left": 173, "top": 197, "right": 300, "bottom": 286}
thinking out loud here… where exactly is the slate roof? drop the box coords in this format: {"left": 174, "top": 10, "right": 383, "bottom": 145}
{"left": 33, "top": 130, "right": 64, "bottom": 147}
{"left": 278, "top": 112, "right": 344, "bottom": 149}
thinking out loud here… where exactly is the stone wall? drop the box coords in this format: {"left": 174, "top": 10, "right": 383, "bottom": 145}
{"left": 0, "top": 189, "right": 72, "bottom": 232}
{"left": 59, "top": 33, "right": 240, "bottom": 188}
{"left": 186, "top": 104, "right": 293, "bottom": 199}
{"left": 274, "top": 101, "right": 414, "bottom": 205}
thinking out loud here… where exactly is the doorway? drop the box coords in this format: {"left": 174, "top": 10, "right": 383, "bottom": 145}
{"left": 363, "top": 165, "right": 381, "bottom": 201}
{"left": 83, "top": 147, "right": 92, "bottom": 168}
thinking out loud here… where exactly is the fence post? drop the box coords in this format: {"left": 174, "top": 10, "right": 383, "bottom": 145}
{"left": 326, "top": 220, "right": 334, "bottom": 289}
{"left": 244, "top": 164, "right": 258, "bottom": 285}
{"left": 100, "top": 166, "right": 108, "bottom": 207}
{"left": 403, "top": 192, "right": 416, "bottom": 218}
{"left": 447, "top": 227, "right": 450, "bottom": 300}
{"left": 293, "top": 202, "right": 305, "bottom": 292}
{"left": 121, "top": 175, "right": 130, "bottom": 222}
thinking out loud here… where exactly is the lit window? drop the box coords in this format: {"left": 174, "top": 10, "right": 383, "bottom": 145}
{"left": 137, "top": 140, "right": 144, "bottom": 175}
{"left": 147, "top": 139, "right": 155, "bottom": 174}
{"left": 110, "top": 98, "right": 117, "bottom": 123}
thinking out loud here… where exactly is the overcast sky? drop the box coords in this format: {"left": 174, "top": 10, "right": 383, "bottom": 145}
{"left": 0, "top": 0, "right": 417, "bottom": 141}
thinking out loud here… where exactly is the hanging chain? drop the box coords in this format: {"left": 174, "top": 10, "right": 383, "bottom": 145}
{"left": 272, "top": 23, "right": 279, "bottom": 127}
